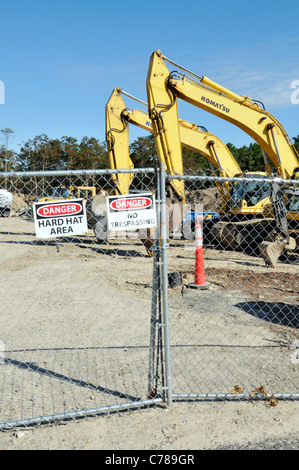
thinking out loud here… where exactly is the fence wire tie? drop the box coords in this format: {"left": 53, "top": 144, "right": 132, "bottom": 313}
{"left": 152, "top": 243, "right": 169, "bottom": 252}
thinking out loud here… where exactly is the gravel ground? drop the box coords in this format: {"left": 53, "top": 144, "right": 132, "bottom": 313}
{"left": 0, "top": 215, "right": 298, "bottom": 450}
{"left": 215, "top": 435, "right": 298, "bottom": 450}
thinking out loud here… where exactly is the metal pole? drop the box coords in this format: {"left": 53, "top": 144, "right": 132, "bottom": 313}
{"left": 0, "top": 398, "right": 164, "bottom": 431}
{"left": 148, "top": 167, "right": 161, "bottom": 397}
{"left": 161, "top": 52, "right": 203, "bottom": 82}
{"left": 120, "top": 90, "right": 147, "bottom": 107}
{"left": 159, "top": 163, "right": 173, "bottom": 406}
{"left": 268, "top": 124, "right": 282, "bottom": 165}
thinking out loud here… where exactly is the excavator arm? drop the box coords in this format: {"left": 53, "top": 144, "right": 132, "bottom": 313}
{"left": 107, "top": 87, "right": 243, "bottom": 207}
{"left": 146, "top": 50, "right": 299, "bottom": 180}
{"left": 122, "top": 109, "right": 242, "bottom": 177}
{"left": 124, "top": 109, "right": 243, "bottom": 210}
{"left": 106, "top": 87, "right": 184, "bottom": 199}
{"left": 177, "top": 120, "right": 242, "bottom": 177}
{"left": 105, "top": 88, "right": 134, "bottom": 195}
{"left": 146, "top": 50, "right": 299, "bottom": 266}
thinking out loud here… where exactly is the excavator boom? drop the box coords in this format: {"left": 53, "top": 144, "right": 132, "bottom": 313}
{"left": 146, "top": 50, "right": 299, "bottom": 266}
{"left": 147, "top": 50, "right": 299, "bottom": 180}
{"left": 108, "top": 88, "right": 276, "bottom": 221}
{"left": 105, "top": 88, "right": 134, "bottom": 195}
{"left": 107, "top": 87, "right": 244, "bottom": 207}
{"left": 122, "top": 108, "right": 242, "bottom": 178}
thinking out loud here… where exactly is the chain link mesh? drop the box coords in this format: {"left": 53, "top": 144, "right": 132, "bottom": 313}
{"left": 0, "top": 168, "right": 298, "bottom": 430}
{"left": 0, "top": 169, "right": 165, "bottom": 429}
{"left": 165, "top": 170, "right": 298, "bottom": 401}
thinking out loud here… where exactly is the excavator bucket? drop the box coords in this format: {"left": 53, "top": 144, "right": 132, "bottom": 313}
{"left": 259, "top": 236, "right": 296, "bottom": 267}
{"left": 139, "top": 228, "right": 155, "bottom": 257}
{"left": 259, "top": 240, "right": 284, "bottom": 267}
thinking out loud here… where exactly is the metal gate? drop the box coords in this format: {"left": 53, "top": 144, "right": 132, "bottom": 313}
{"left": 0, "top": 167, "right": 171, "bottom": 429}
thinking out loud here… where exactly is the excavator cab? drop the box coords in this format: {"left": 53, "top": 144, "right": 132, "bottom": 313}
{"left": 38, "top": 186, "right": 70, "bottom": 202}
{"left": 286, "top": 170, "right": 299, "bottom": 214}
{"left": 230, "top": 174, "right": 272, "bottom": 214}
{"left": 38, "top": 186, "right": 97, "bottom": 203}
{"left": 52, "top": 187, "right": 70, "bottom": 199}
{"left": 287, "top": 194, "right": 299, "bottom": 212}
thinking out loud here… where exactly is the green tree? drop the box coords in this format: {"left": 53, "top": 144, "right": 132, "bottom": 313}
{"left": 0, "top": 128, "right": 16, "bottom": 171}
{"left": 293, "top": 134, "right": 299, "bottom": 154}
{"left": 18, "top": 135, "right": 109, "bottom": 171}
{"left": 60, "top": 136, "right": 79, "bottom": 170}
{"left": 0, "top": 146, "right": 18, "bottom": 171}
{"left": 18, "top": 134, "right": 64, "bottom": 171}
{"left": 129, "top": 135, "right": 158, "bottom": 167}
{"left": 230, "top": 142, "right": 265, "bottom": 172}
{"left": 129, "top": 134, "right": 211, "bottom": 172}
{"left": 77, "top": 136, "right": 108, "bottom": 169}
{"left": 182, "top": 147, "right": 211, "bottom": 172}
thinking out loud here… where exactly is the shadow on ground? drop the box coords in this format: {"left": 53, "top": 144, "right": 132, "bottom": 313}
{"left": 235, "top": 301, "right": 299, "bottom": 328}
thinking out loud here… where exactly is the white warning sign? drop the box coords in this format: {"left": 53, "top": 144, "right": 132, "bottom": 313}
{"left": 107, "top": 193, "right": 156, "bottom": 231}
{"left": 33, "top": 198, "right": 88, "bottom": 239}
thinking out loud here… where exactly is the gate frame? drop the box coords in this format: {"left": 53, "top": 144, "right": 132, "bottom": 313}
{"left": 0, "top": 167, "right": 170, "bottom": 430}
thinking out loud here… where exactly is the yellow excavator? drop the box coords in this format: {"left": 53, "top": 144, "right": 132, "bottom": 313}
{"left": 106, "top": 87, "right": 242, "bottom": 201}
{"left": 38, "top": 186, "right": 98, "bottom": 202}
{"left": 106, "top": 87, "right": 272, "bottom": 211}
{"left": 105, "top": 87, "right": 276, "bottom": 249}
{"left": 105, "top": 89, "right": 136, "bottom": 196}
{"left": 146, "top": 50, "right": 299, "bottom": 265}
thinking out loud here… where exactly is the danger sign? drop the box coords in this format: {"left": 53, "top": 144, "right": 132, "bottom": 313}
{"left": 37, "top": 203, "right": 82, "bottom": 217}
{"left": 33, "top": 198, "right": 88, "bottom": 239}
{"left": 110, "top": 197, "right": 152, "bottom": 211}
{"left": 107, "top": 193, "right": 156, "bottom": 231}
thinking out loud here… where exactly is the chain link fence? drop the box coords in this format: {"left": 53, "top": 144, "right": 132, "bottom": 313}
{"left": 0, "top": 167, "right": 298, "bottom": 430}
{"left": 165, "top": 171, "right": 299, "bottom": 402}
{"left": 0, "top": 168, "right": 169, "bottom": 429}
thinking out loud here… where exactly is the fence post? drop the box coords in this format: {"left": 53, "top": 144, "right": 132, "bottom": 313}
{"left": 148, "top": 167, "right": 161, "bottom": 398}
{"left": 159, "top": 163, "right": 173, "bottom": 406}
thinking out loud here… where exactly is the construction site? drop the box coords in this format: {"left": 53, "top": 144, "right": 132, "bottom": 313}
{"left": 0, "top": 48, "right": 298, "bottom": 450}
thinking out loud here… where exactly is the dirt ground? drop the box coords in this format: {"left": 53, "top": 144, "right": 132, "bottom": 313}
{"left": 0, "top": 214, "right": 298, "bottom": 450}
{"left": 0, "top": 400, "right": 298, "bottom": 450}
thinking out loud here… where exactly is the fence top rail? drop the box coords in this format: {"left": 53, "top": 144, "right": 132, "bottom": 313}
{"left": 0, "top": 168, "right": 298, "bottom": 186}
{"left": 0, "top": 168, "right": 156, "bottom": 178}
{"left": 166, "top": 174, "right": 299, "bottom": 185}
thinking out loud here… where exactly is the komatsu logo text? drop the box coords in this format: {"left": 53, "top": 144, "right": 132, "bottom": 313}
{"left": 201, "top": 96, "right": 230, "bottom": 113}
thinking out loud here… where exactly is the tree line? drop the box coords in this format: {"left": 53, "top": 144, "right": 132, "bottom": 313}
{"left": 1, "top": 131, "right": 299, "bottom": 174}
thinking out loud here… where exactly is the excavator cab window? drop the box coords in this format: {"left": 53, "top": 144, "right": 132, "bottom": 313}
{"left": 287, "top": 196, "right": 299, "bottom": 211}
{"left": 230, "top": 181, "right": 243, "bottom": 208}
{"left": 79, "top": 189, "right": 92, "bottom": 199}
{"left": 70, "top": 189, "right": 78, "bottom": 198}
{"left": 286, "top": 169, "right": 299, "bottom": 211}
{"left": 231, "top": 177, "right": 271, "bottom": 208}
{"left": 244, "top": 181, "right": 261, "bottom": 207}
{"left": 52, "top": 188, "right": 70, "bottom": 199}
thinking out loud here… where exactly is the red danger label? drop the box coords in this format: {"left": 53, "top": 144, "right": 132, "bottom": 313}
{"left": 110, "top": 197, "right": 152, "bottom": 211}
{"left": 37, "top": 203, "right": 82, "bottom": 217}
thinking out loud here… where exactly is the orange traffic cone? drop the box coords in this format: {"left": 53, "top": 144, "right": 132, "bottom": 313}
{"left": 188, "top": 216, "right": 210, "bottom": 290}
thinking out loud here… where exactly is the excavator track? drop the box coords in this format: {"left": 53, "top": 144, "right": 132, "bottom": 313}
{"left": 209, "top": 218, "right": 276, "bottom": 250}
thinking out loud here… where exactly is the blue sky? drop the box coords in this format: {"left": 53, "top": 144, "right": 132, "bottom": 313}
{"left": 1, "top": 0, "right": 299, "bottom": 156}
